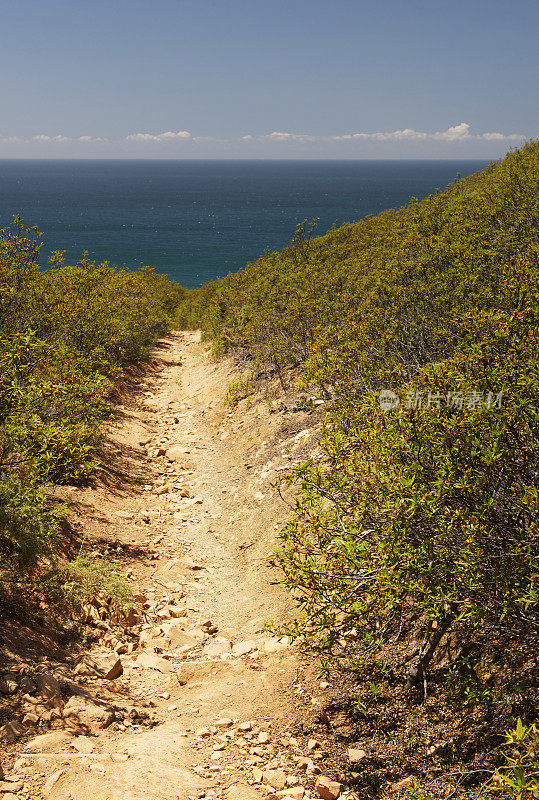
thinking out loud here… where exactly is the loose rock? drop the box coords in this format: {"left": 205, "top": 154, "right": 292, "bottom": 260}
{"left": 315, "top": 776, "right": 342, "bottom": 800}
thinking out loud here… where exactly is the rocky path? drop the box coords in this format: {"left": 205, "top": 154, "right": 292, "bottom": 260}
{"left": 1, "top": 332, "right": 343, "bottom": 800}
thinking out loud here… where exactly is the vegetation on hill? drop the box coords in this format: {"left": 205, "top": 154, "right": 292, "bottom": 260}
{"left": 0, "top": 219, "right": 183, "bottom": 616}
{"left": 179, "top": 142, "right": 539, "bottom": 728}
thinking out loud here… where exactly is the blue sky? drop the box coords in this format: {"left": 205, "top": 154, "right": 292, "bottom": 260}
{"left": 0, "top": 0, "right": 536, "bottom": 158}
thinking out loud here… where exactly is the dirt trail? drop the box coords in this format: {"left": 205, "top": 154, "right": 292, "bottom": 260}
{"left": 8, "top": 331, "right": 329, "bottom": 800}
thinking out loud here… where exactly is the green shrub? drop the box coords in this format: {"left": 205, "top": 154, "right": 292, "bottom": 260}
{"left": 493, "top": 720, "right": 539, "bottom": 800}
{"left": 224, "top": 372, "right": 256, "bottom": 408}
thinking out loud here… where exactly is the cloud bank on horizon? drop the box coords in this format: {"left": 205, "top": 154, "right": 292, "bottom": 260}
{"left": 0, "top": 123, "right": 527, "bottom": 157}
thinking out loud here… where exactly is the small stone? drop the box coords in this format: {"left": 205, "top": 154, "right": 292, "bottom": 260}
{"left": 258, "top": 731, "right": 270, "bottom": 744}
{"left": 24, "top": 731, "right": 71, "bottom": 752}
{"left": 36, "top": 674, "right": 61, "bottom": 700}
{"left": 197, "top": 728, "right": 211, "bottom": 738}
{"left": 224, "top": 784, "right": 264, "bottom": 800}
{"left": 391, "top": 776, "right": 416, "bottom": 792}
{"left": 232, "top": 641, "right": 258, "bottom": 657}
{"left": 42, "top": 770, "right": 65, "bottom": 796}
{"left": 86, "top": 654, "right": 123, "bottom": 679}
{"left": 162, "top": 623, "right": 198, "bottom": 650}
{"left": 203, "top": 637, "right": 231, "bottom": 657}
{"left": 1, "top": 721, "right": 25, "bottom": 742}
{"left": 262, "top": 638, "right": 289, "bottom": 653}
{"left": 348, "top": 748, "right": 367, "bottom": 764}
{"left": 0, "top": 677, "right": 18, "bottom": 694}
{"left": 169, "top": 607, "right": 188, "bottom": 618}
{"left": 180, "top": 556, "right": 204, "bottom": 570}
{"left": 63, "top": 696, "right": 115, "bottom": 730}
{"left": 238, "top": 721, "right": 253, "bottom": 732}
{"left": 215, "top": 717, "right": 233, "bottom": 728}
{"left": 315, "top": 776, "right": 342, "bottom": 800}
{"left": 0, "top": 782, "right": 23, "bottom": 793}
{"left": 263, "top": 769, "right": 287, "bottom": 791}
{"left": 136, "top": 652, "right": 173, "bottom": 673}
{"left": 72, "top": 736, "right": 94, "bottom": 754}
{"left": 22, "top": 712, "right": 39, "bottom": 728}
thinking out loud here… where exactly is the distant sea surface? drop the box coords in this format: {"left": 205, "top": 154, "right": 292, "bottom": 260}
{"left": 0, "top": 159, "right": 488, "bottom": 289}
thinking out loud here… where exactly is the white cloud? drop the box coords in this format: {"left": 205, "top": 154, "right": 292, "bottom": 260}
{"left": 77, "top": 135, "right": 108, "bottom": 143}
{"left": 435, "top": 122, "right": 471, "bottom": 140}
{"left": 31, "top": 134, "right": 107, "bottom": 143}
{"left": 263, "top": 131, "right": 314, "bottom": 142}
{"left": 327, "top": 123, "right": 523, "bottom": 144}
{"left": 33, "top": 134, "right": 72, "bottom": 143}
{"left": 126, "top": 130, "right": 191, "bottom": 143}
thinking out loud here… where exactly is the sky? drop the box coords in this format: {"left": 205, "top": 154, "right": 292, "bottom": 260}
{"left": 0, "top": 0, "right": 536, "bottom": 159}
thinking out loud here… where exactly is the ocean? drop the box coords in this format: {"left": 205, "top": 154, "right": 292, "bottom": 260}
{"left": 0, "top": 159, "right": 489, "bottom": 289}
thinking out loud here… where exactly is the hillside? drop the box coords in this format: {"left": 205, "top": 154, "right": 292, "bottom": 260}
{"left": 178, "top": 141, "right": 539, "bottom": 798}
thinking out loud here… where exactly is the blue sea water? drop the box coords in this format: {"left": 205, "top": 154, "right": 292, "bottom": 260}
{"left": 0, "top": 159, "right": 489, "bottom": 289}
